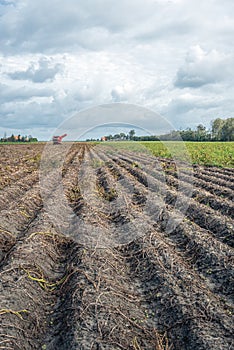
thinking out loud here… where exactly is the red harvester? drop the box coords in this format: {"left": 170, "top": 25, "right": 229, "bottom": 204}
{"left": 52, "top": 134, "right": 67, "bottom": 144}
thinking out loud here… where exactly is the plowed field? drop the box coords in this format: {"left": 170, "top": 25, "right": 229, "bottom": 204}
{"left": 0, "top": 143, "right": 233, "bottom": 350}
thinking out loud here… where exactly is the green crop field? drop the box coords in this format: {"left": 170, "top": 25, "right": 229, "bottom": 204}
{"left": 141, "top": 141, "right": 234, "bottom": 168}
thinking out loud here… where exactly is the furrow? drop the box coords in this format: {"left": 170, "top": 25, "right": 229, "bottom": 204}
{"left": 109, "top": 153, "right": 234, "bottom": 248}
{"left": 96, "top": 150, "right": 234, "bottom": 300}
{"left": 118, "top": 150, "right": 234, "bottom": 218}
{"left": 119, "top": 235, "right": 233, "bottom": 350}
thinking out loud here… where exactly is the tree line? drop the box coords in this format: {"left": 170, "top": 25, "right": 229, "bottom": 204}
{"left": 0, "top": 134, "right": 38, "bottom": 143}
{"left": 86, "top": 130, "right": 136, "bottom": 142}
{"left": 159, "top": 118, "right": 233, "bottom": 142}
{"left": 92, "top": 117, "right": 233, "bottom": 142}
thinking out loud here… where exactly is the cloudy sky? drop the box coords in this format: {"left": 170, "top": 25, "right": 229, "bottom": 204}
{"left": 0, "top": 0, "right": 234, "bottom": 140}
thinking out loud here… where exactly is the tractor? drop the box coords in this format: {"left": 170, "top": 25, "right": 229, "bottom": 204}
{"left": 52, "top": 134, "right": 67, "bottom": 144}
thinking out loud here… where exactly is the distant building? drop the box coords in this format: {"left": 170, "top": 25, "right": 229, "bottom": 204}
{"left": 101, "top": 136, "right": 107, "bottom": 141}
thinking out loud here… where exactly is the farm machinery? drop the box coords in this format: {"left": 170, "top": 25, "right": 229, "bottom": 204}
{"left": 52, "top": 134, "right": 67, "bottom": 144}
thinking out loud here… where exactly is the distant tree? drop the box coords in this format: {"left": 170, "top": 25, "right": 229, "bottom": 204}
{"left": 105, "top": 134, "right": 113, "bottom": 141}
{"left": 211, "top": 117, "right": 234, "bottom": 141}
{"left": 113, "top": 134, "right": 121, "bottom": 140}
{"left": 161, "top": 130, "right": 181, "bottom": 141}
{"left": 9, "top": 134, "right": 15, "bottom": 142}
{"left": 29, "top": 137, "right": 38, "bottom": 142}
{"left": 211, "top": 118, "right": 225, "bottom": 140}
{"left": 180, "top": 128, "right": 196, "bottom": 141}
{"left": 221, "top": 118, "right": 234, "bottom": 141}
{"left": 129, "top": 129, "right": 135, "bottom": 140}
{"left": 119, "top": 132, "right": 126, "bottom": 140}
{"left": 196, "top": 124, "right": 207, "bottom": 141}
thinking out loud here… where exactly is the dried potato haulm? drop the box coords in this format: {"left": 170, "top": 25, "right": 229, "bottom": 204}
{"left": 0, "top": 143, "right": 233, "bottom": 350}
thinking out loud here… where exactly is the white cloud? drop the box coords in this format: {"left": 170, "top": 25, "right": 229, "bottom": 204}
{"left": 0, "top": 0, "right": 234, "bottom": 139}
{"left": 8, "top": 57, "right": 64, "bottom": 83}
{"left": 174, "top": 46, "right": 234, "bottom": 88}
{"left": 0, "top": 83, "right": 53, "bottom": 103}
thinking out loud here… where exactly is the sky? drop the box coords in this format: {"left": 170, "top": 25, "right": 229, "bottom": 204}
{"left": 0, "top": 0, "right": 234, "bottom": 140}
